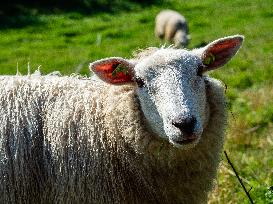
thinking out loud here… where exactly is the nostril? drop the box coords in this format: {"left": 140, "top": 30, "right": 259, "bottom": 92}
{"left": 172, "top": 116, "right": 197, "bottom": 135}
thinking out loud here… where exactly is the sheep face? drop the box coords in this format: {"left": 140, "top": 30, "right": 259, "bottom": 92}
{"left": 90, "top": 35, "right": 244, "bottom": 148}
{"left": 134, "top": 49, "right": 206, "bottom": 148}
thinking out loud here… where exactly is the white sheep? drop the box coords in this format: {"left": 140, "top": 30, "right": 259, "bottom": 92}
{"left": 0, "top": 35, "right": 244, "bottom": 203}
{"left": 155, "top": 9, "right": 190, "bottom": 48}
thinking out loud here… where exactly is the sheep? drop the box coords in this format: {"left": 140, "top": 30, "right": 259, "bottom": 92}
{"left": 0, "top": 35, "right": 244, "bottom": 204}
{"left": 155, "top": 9, "right": 190, "bottom": 48}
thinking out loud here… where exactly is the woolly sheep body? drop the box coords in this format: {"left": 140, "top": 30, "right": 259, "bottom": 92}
{"left": 0, "top": 73, "right": 225, "bottom": 204}
{"left": 0, "top": 35, "right": 243, "bottom": 203}
{"left": 155, "top": 10, "right": 190, "bottom": 47}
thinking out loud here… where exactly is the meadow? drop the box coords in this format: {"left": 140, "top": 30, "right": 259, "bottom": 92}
{"left": 0, "top": 0, "right": 272, "bottom": 203}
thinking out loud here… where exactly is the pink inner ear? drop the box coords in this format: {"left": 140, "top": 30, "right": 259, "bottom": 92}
{"left": 94, "top": 61, "right": 117, "bottom": 73}
{"left": 205, "top": 38, "right": 241, "bottom": 68}
{"left": 94, "top": 60, "right": 133, "bottom": 84}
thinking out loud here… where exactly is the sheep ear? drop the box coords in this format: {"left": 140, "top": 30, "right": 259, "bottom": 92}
{"left": 89, "top": 57, "right": 135, "bottom": 84}
{"left": 199, "top": 35, "right": 244, "bottom": 71}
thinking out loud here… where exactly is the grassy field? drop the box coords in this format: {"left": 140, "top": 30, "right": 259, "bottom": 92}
{"left": 0, "top": 0, "right": 272, "bottom": 203}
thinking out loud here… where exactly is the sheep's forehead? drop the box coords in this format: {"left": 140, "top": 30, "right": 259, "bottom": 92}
{"left": 135, "top": 49, "right": 201, "bottom": 79}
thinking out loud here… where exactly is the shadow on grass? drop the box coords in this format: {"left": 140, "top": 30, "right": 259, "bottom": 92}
{"left": 0, "top": 0, "right": 163, "bottom": 29}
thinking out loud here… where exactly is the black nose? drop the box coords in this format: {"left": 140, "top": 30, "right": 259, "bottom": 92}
{"left": 172, "top": 116, "right": 196, "bottom": 135}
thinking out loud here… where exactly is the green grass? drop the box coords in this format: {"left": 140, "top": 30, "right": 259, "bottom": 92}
{"left": 0, "top": 0, "right": 272, "bottom": 203}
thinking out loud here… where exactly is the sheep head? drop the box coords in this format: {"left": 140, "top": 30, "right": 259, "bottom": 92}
{"left": 173, "top": 30, "right": 190, "bottom": 48}
{"left": 90, "top": 35, "right": 244, "bottom": 149}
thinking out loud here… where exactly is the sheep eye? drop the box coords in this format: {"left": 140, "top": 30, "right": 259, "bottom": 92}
{"left": 197, "top": 64, "right": 205, "bottom": 77}
{"left": 135, "top": 77, "right": 145, "bottom": 88}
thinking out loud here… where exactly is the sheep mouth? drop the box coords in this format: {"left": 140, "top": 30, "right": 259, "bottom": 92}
{"left": 171, "top": 134, "right": 199, "bottom": 145}
{"left": 175, "top": 138, "right": 197, "bottom": 145}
